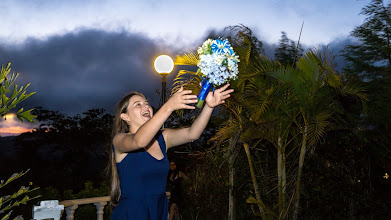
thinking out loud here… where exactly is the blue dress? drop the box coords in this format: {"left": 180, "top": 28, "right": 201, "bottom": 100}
{"left": 111, "top": 131, "right": 169, "bottom": 220}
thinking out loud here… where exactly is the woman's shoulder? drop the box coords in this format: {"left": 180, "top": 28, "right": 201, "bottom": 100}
{"left": 113, "top": 132, "right": 132, "bottom": 146}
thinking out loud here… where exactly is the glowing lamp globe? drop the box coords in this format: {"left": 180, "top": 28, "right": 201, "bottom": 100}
{"left": 154, "top": 55, "right": 174, "bottom": 76}
{"left": 4, "top": 113, "right": 15, "bottom": 120}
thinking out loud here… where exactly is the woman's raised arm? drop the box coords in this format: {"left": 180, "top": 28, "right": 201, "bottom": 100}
{"left": 114, "top": 87, "right": 197, "bottom": 153}
{"left": 164, "top": 84, "right": 233, "bottom": 149}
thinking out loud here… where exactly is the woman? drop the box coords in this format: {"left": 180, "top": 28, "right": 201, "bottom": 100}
{"left": 108, "top": 84, "right": 233, "bottom": 219}
{"left": 167, "top": 161, "right": 188, "bottom": 220}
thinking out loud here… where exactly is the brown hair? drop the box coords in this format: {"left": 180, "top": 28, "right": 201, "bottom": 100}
{"left": 107, "top": 92, "right": 146, "bottom": 206}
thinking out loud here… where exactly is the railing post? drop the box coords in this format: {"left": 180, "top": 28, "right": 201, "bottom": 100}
{"left": 65, "top": 204, "right": 78, "bottom": 220}
{"left": 94, "top": 201, "right": 107, "bottom": 220}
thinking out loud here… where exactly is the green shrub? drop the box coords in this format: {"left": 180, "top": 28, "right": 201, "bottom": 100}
{"left": 1, "top": 63, "right": 37, "bottom": 220}
{"left": 0, "top": 170, "right": 40, "bottom": 220}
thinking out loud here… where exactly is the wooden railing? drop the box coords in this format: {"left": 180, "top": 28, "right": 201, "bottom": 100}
{"left": 33, "top": 193, "right": 170, "bottom": 219}
{"left": 33, "top": 196, "right": 110, "bottom": 220}
{"left": 59, "top": 196, "right": 110, "bottom": 220}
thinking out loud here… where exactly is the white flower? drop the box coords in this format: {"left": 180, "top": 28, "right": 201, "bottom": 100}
{"left": 214, "top": 55, "right": 225, "bottom": 65}
{"left": 197, "top": 47, "right": 203, "bottom": 55}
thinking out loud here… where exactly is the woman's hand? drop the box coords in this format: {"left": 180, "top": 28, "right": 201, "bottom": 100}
{"left": 205, "top": 84, "right": 234, "bottom": 108}
{"left": 165, "top": 86, "right": 198, "bottom": 112}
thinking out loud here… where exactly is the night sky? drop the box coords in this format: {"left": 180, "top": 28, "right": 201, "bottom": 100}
{"left": 0, "top": 0, "right": 373, "bottom": 136}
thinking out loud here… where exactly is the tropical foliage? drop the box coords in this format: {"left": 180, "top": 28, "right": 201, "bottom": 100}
{"left": 343, "top": 0, "right": 391, "bottom": 127}
{"left": 173, "top": 25, "right": 366, "bottom": 219}
{"left": 340, "top": 0, "right": 391, "bottom": 217}
{"left": 0, "top": 63, "right": 37, "bottom": 220}
{"left": 2, "top": 1, "right": 391, "bottom": 219}
{"left": 0, "top": 170, "right": 40, "bottom": 220}
{"left": 0, "top": 63, "right": 36, "bottom": 122}
{"left": 343, "top": 0, "right": 391, "bottom": 80}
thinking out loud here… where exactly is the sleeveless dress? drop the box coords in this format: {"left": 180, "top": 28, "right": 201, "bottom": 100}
{"left": 111, "top": 131, "right": 169, "bottom": 220}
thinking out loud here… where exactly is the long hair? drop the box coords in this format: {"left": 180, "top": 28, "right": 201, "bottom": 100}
{"left": 167, "top": 161, "right": 179, "bottom": 181}
{"left": 107, "top": 91, "right": 145, "bottom": 206}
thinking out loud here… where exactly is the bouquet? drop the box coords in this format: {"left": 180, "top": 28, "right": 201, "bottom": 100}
{"left": 196, "top": 38, "right": 239, "bottom": 108}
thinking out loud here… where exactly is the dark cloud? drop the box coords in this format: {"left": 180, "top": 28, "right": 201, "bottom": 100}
{"left": 0, "top": 27, "right": 355, "bottom": 117}
{"left": 0, "top": 29, "right": 176, "bottom": 115}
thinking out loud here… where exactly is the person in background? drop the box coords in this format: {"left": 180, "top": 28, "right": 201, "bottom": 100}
{"left": 167, "top": 161, "right": 188, "bottom": 220}
{"left": 107, "top": 84, "right": 233, "bottom": 219}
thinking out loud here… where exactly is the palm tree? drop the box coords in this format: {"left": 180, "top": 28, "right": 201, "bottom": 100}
{"left": 173, "top": 27, "right": 271, "bottom": 219}
{"left": 173, "top": 26, "right": 367, "bottom": 220}
{"left": 241, "top": 48, "right": 366, "bottom": 219}
{"left": 260, "top": 48, "right": 367, "bottom": 219}
{"left": 242, "top": 70, "right": 300, "bottom": 219}
{"left": 215, "top": 47, "right": 366, "bottom": 219}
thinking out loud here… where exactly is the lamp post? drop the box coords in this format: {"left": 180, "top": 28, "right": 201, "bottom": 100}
{"left": 154, "top": 55, "right": 174, "bottom": 107}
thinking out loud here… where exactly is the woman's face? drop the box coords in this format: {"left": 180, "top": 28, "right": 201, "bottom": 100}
{"left": 169, "top": 162, "right": 176, "bottom": 171}
{"left": 121, "top": 95, "right": 153, "bottom": 129}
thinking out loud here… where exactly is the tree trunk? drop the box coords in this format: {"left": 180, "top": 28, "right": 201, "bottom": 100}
{"left": 228, "top": 133, "right": 240, "bottom": 220}
{"left": 244, "top": 143, "right": 267, "bottom": 218}
{"left": 293, "top": 127, "right": 307, "bottom": 220}
{"left": 277, "top": 136, "right": 286, "bottom": 218}
{"left": 228, "top": 161, "right": 235, "bottom": 220}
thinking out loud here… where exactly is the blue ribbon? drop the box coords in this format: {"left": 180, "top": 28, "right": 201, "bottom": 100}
{"left": 197, "top": 78, "right": 213, "bottom": 101}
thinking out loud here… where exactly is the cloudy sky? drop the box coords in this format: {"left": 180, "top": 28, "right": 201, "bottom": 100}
{"left": 0, "top": 0, "right": 376, "bottom": 136}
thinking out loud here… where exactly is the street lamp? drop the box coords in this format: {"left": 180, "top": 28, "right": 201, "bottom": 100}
{"left": 154, "top": 55, "right": 174, "bottom": 107}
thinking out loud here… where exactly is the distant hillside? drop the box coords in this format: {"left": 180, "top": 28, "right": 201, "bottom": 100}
{"left": 0, "top": 136, "right": 18, "bottom": 158}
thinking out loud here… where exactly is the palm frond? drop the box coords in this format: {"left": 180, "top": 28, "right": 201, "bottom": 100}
{"left": 209, "top": 117, "right": 242, "bottom": 146}
{"left": 296, "top": 50, "right": 321, "bottom": 82}
{"left": 316, "top": 46, "right": 339, "bottom": 76}
{"left": 222, "top": 99, "right": 243, "bottom": 124}
{"left": 234, "top": 31, "right": 252, "bottom": 66}
{"left": 338, "top": 73, "right": 368, "bottom": 101}
{"left": 240, "top": 123, "right": 264, "bottom": 143}
{"left": 172, "top": 69, "right": 202, "bottom": 89}
{"left": 247, "top": 95, "right": 272, "bottom": 123}
{"left": 257, "top": 56, "right": 280, "bottom": 73}
{"left": 307, "top": 111, "right": 333, "bottom": 147}
{"left": 325, "top": 73, "right": 342, "bottom": 88}
{"left": 174, "top": 51, "right": 199, "bottom": 66}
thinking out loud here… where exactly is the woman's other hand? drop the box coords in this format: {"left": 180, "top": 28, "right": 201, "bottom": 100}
{"left": 165, "top": 86, "right": 198, "bottom": 112}
{"left": 205, "top": 84, "right": 234, "bottom": 108}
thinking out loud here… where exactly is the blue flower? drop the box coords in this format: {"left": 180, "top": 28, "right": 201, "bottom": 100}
{"left": 198, "top": 38, "right": 239, "bottom": 86}
{"left": 211, "top": 39, "right": 233, "bottom": 55}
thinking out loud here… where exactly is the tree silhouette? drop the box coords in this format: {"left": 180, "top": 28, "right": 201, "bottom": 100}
{"left": 15, "top": 107, "right": 113, "bottom": 190}
{"left": 275, "top": 32, "right": 304, "bottom": 66}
